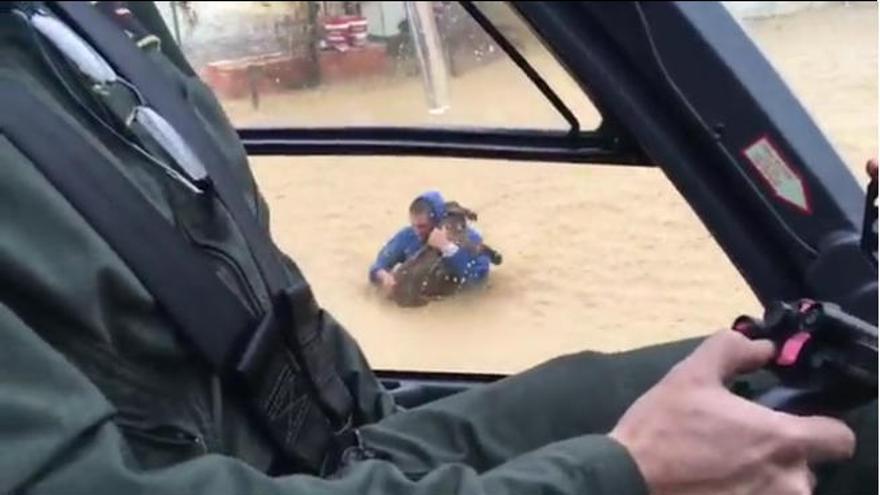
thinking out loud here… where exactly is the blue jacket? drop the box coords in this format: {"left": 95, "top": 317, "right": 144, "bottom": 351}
{"left": 369, "top": 191, "right": 491, "bottom": 286}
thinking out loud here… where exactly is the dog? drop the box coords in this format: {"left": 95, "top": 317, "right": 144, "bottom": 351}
{"left": 391, "top": 202, "right": 502, "bottom": 307}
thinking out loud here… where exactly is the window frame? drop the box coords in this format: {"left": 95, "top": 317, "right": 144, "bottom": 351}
{"left": 149, "top": 1, "right": 875, "bottom": 384}
{"left": 158, "top": 0, "right": 645, "bottom": 165}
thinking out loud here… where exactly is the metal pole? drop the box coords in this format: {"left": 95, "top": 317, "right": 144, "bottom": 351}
{"left": 170, "top": 1, "right": 182, "bottom": 48}
{"left": 306, "top": 1, "right": 321, "bottom": 87}
{"left": 404, "top": 1, "right": 450, "bottom": 114}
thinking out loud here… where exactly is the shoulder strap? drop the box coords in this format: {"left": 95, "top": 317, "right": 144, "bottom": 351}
{"left": 46, "top": 0, "right": 355, "bottom": 431}
{"left": 50, "top": 1, "right": 290, "bottom": 295}
{"left": 0, "top": 77, "right": 353, "bottom": 473}
{"left": 0, "top": 78, "right": 254, "bottom": 370}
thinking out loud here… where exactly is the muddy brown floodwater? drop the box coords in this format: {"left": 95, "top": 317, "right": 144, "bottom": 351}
{"left": 231, "top": 4, "right": 878, "bottom": 373}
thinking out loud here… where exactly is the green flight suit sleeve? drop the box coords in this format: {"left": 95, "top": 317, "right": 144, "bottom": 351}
{"left": 0, "top": 301, "right": 645, "bottom": 495}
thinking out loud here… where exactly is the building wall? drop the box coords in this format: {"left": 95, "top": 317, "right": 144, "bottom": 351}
{"left": 154, "top": 1, "right": 845, "bottom": 68}
{"left": 155, "top": 1, "right": 301, "bottom": 67}
{"left": 361, "top": 1, "right": 406, "bottom": 38}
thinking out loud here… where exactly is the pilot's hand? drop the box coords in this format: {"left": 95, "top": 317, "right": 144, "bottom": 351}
{"left": 427, "top": 227, "right": 454, "bottom": 251}
{"left": 610, "top": 330, "right": 855, "bottom": 495}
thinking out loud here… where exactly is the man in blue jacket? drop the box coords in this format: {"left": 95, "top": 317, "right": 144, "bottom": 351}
{"left": 369, "top": 191, "right": 491, "bottom": 298}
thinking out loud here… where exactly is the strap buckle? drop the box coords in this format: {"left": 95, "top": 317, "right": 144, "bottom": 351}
{"left": 322, "top": 421, "right": 386, "bottom": 476}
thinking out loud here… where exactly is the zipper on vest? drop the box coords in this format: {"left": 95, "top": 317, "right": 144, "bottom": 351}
{"left": 199, "top": 243, "right": 264, "bottom": 317}
{"left": 178, "top": 226, "right": 264, "bottom": 317}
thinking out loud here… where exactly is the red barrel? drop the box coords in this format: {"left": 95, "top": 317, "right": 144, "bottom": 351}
{"left": 323, "top": 16, "right": 351, "bottom": 52}
{"left": 347, "top": 16, "right": 369, "bottom": 48}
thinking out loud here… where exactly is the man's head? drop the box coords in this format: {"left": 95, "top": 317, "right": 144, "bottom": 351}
{"left": 409, "top": 197, "right": 436, "bottom": 241}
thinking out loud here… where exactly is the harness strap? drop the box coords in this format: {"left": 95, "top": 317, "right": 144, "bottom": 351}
{"left": 10, "top": 1, "right": 358, "bottom": 473}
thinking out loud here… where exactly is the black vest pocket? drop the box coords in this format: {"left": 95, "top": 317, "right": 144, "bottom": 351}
{"left": 115, "top": 415, "right": 208, "bottom": 469}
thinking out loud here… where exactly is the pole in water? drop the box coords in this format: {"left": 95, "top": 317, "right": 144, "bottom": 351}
{"left": 170, "top": 1, "right": 182, "bottom": 48}
{"left": 404, "top": 1, "right": 450, "bottom": 115}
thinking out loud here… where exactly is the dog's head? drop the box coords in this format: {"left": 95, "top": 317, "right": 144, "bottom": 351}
{"left": 440, "top": 201, "right": 477, "bottom": 240}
